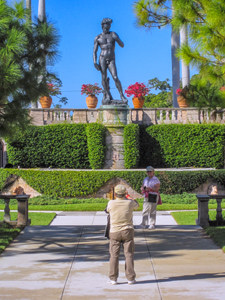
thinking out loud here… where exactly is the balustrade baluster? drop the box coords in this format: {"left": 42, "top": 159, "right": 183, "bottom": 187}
{"left": 216, "top": 198, "right": 223, "bottom": 224}
{"left": 4, "top": 199, "right": 11, "bottom": 222}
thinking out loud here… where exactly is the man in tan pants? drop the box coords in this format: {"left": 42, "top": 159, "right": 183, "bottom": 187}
{"left": 106, "top": 184, "right": 139, "bottom": 285}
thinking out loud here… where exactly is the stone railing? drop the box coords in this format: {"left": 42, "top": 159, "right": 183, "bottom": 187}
{"left": 196, "top": 194, "right": 225, "bottom": 227}
{"left": 29, "top": 107, "right": 225, "bottom": 126}
{"left": 0, "top": 194, "right": 30, "bottom": 227}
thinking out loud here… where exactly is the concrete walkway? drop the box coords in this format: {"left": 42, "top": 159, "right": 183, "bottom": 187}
{"left": 0, "top": 212, "right": 224, "bottom": 299}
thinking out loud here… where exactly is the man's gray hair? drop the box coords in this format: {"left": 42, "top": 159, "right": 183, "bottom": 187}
{"left": 101, "top": 18, "right": 113, "bottom": 26}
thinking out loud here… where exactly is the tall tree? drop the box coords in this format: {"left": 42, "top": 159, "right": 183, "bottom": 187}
{"left": 172, "top": 0, "right": 225, "bottom": 86}
{"left": 134, "top": 0, "right": 190, "bottom": 107}
{"left": 0, "top": 0, "right": 59, "bottom": 136}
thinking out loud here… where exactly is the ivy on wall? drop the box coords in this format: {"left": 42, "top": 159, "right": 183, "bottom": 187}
{"left": 1, "top": 169, "right": 225, "bottom": 196}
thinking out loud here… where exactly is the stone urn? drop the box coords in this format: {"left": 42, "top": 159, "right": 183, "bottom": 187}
{"left": 132, "top": 97, "right": 145, "bottom": 109}
{"left": 39, "top": 96, "right": 52, "bottom": 108}
{"left": 86, "top": 95, "right": 98, "bottom": 109}
{"left": 177, "top": 96, "right": 189, "bottom": 108}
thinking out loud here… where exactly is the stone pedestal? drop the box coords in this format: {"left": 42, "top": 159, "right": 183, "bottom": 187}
{"left": 98, "top": 104, "right": 129, "bottom": 169}
{"left": 196, "top": 195, "right": 209, "bottom": 227}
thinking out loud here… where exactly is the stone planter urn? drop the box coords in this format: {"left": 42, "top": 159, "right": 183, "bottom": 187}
{"left": 39, "top": 96, "right": 52, "bottom": 108}
{"left": 177, "top": 95, "right": 189, "bottom": 108}
{"left": 132, "top": 97, "right": 145, "bottom": 109}
{"left": 86, "top": 95, "right": 98, "bottom": 109}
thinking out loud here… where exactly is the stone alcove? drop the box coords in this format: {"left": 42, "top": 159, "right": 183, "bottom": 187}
{"left": 92, "top": 177, "right": 142, "bottom": 199}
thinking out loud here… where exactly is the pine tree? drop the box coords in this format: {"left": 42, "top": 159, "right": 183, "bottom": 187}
{"left": 134, "top": 0, "right": 182, "bottom": 107}
{"left": 171, "top": 0, "right": 225, "bottom": 85}
{"left": 0, "top": 0, "right": 59, "bottom": 136}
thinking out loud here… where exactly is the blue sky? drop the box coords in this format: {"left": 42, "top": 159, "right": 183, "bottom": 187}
{"left": 29, "top": 0, "right": 188, "bottom": 109}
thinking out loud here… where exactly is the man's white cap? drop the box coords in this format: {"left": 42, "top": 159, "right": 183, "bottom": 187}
{"left": 115, "top": 184, "right": 126, "bottom": 195}
{"left": 146, "top": 166, "right": 154, "bottom": 172}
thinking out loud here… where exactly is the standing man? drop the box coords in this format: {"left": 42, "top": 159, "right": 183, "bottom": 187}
{"left": 93, "top": 18, "right": 128, "bottom": 105}
{"left": 140, "top": 166, "right": 161, "bottom": 229}
{"left": 106, "top": 184, "right": 139, "bottom": 285}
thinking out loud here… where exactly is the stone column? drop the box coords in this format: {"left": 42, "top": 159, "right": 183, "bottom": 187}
{"left": 17, "top": 195, "right": 30, "bottom": 227}
{"left": 196, "top": 195, "right": 210, "bottom": 227}
{"left": 98, "top": 104, "right": 129, "bottom": 169}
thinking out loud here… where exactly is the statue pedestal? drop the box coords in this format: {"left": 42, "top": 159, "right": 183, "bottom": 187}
{"left": 98, "top": 104, "right": 130, "bottom": 169}
{"left": 98, "top": 104, "right": 130, "bottom": 125}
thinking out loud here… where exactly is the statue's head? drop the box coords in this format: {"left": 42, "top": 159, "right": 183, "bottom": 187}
{"left": 101, "top": 18, "right": 112, "bottom": 33}
{"left": 101, "top": 18, "right": 113, "bottom": 26}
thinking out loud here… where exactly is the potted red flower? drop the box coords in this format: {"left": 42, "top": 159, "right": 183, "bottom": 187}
{"left": 40, "top": 82, "right": 61, "bottom": 108}
{"left": 176, "top": 87, "right": 189, "bottom": 108}
{"left": 81, "top": 83, "right": 102, "bottom": 108}
{"left": 125, "top": 82, "right": 149, "bottom": 108}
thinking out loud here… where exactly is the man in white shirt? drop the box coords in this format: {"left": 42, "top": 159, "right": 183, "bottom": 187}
{"left": 140, "top": 166, "right": 160, "bottom": 229}
{"left": 106, "top": 184, "right": 139, "bottom": 285}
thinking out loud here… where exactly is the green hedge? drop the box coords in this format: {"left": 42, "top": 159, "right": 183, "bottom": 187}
{"left": 124, "top": 124, "right": 140, "bottom": 168}
{"left": 6, "top": 123, "right": 106, "bottom": 169}
{"left": 1, "top": 169, "right": 225, "bottom": 197}
{"left": 144, "top": 124, "right": 225, "bottom": 168}
{"left": 86, "top": 123, "right": 106, "bottom": 169}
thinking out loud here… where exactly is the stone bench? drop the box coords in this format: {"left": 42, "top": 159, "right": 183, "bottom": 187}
{"left": 196, "top": 194, "right": 225, "bottom": 227}
{"left": 0, "top": 194, "right": 30, "bottom": 227}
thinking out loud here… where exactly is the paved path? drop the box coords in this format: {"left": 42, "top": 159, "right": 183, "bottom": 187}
{"left": 0, "top": 213, "right": 224, "bottom": 299}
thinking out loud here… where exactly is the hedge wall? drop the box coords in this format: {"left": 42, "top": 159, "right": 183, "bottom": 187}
{"left": 6, "top": 123, "right": 106, "bottom": 169}
{"left": 124, "top": 124, "right": 140, "bottom": 169}
{"left": 142, "top": 124, "right": 225, "bottom": 169}
{"left": 1, "top": 169, "right": 225, "bottom": 196}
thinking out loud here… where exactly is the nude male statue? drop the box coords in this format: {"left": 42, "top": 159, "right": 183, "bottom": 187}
{"left": 93, "top": 18, "right": 128, "bottom": 105}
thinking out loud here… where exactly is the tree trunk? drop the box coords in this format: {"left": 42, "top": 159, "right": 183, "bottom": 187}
{"left": 38, "top": 0, "right": 45, "bottom": 22}
{"left": 180, "top": 25, "right": 190, "bottom": 88}
{"left": 171, "top": 28, "right": 180, "bottom": 108}
{"left": 171, "top": 3, "right": 180, "bottom": 108}
{"left": 37, "top": 0, "right": 46, "bottom": 108}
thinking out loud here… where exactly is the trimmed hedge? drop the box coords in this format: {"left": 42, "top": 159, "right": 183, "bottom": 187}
{"left": 86, "top": 123, "right": 106, "bottom": 169}
{"left": 124, "top": 124, "right": 140, "bottom": 168}
{"left": 6, "top": 123, "right": 106, "bottom": 169}
{"left": 1, "top": 169, "right": 225, "bottom": 197}
{"left": 144, "top": 124, "right": 225, "bottom": 168}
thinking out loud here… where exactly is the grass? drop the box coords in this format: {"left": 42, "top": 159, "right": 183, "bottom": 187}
{"left": 171, "top": 211, "right": 225, "bottom": 252}
{"left": 0, "top": 212, "right": 56, "bottom": 226}
{"left": 0, "top": 193, "right": 224, "bottom": 212}
{"left": 0, "top": 223, "right": 21, "bottom": 254}
{"left": 0, "top": 212, "right": 56, "bottom": 254}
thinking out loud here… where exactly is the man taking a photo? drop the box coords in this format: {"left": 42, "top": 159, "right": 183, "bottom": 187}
{"left": 106, "top": 184, "right": 139, "bottom": 285}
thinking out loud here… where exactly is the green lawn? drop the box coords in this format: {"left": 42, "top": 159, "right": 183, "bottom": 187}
{"left": 0, "top": 193, "right": 224, "bottom": 212}
{"left": 0, "top": 223, "right": 21, "bottom": 254}
{"left": 0, "top": 212, "right": 56, "bottom": 254}
{"left": 171, "top": 210, "right": 225, "bottom": 252}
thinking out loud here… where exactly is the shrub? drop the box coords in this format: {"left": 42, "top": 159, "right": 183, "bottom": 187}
{"left": 6, "top": 124, "right": 90, "bottom": 169}
{"left": 124, "top": 124, "right": 140, "bottom": 168}
{"left": 144, "top": 124, "right": 225, "bottom": 168}
{"left": 86, "top": 123, "right": 106, "bottom": 169}
{"left": 1, "top": 169, "right": 225, "bottom": 197}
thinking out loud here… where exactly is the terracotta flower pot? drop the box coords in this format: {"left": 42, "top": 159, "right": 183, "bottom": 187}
{"left": 86, "top": 95, "right": 98, "bottom": 109}
{"left": 132, "top": 97, "right": 145, "bottom": 109}
{"left": 39, "top": 96, "right": 52, "bottom": 108}
{"left": 177, "top": 95, "right": 189, "bottom": 108}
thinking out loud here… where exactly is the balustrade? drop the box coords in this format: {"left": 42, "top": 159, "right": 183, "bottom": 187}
{"left": 196, "top": 194, "right": 225, "bottom": 227}
{"left": 29, "top": 107, "right": 225, "bottom": 126}
{"left": 0, "top": 194, "right": 30, "bottom": 227}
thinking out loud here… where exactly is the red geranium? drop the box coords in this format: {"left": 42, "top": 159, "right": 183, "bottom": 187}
{"left": 125, "top": 82, "right": 149, "bottom": 98}
{"left": 81, "top": 83, "right": 102, "bottom": 96}
{"left": 47, "top": 83, "right": 61, "bottom": 96}
{"left": 176, "top": 88, "right": 182, "bottom": 96}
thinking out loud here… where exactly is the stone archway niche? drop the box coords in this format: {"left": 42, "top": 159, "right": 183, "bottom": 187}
{"left": 93, "top": 177, "right": 142, "bottom": 199}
